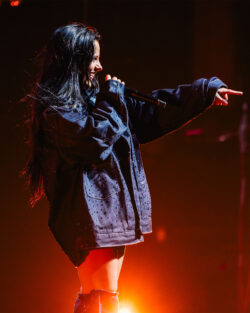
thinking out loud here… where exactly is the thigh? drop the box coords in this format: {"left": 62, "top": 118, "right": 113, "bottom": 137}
{"left": 77, "top": 247, "right": 125, "bottom": 293}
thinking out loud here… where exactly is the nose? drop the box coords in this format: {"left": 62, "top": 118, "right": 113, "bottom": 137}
{"left": 96, "top": 61, "right": 103, "bottom": 72}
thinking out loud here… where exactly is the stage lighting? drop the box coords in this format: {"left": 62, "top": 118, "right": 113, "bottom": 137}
{"left": 120, "top": 308, "right": 132, "bottom": 313}
{"left": 119, "top": 301, "right": 139, "bottom": 313}
{"left": 9, "top": 0, "right": 22, "bottom": 7}
{"left": 156, "top": 226, "right": 167, "bottom": 242}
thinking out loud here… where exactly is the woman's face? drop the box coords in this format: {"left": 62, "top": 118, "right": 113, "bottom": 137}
{"left": 87, "top": 40, "right": 102, "bottom": 85}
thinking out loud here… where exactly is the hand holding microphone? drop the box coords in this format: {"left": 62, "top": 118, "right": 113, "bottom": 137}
{"left": 105, "top": 74, "right": 167, "bottom": 106}
{"left": 105, "top": 74, "right": 125, "bottom": 85}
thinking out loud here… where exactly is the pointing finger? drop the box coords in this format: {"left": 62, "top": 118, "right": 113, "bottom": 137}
{"left": 226, "top": 89, "right": 243, "bottom": 95}
{"left": 219, "top": 88, "right": 243, "bottom": 95}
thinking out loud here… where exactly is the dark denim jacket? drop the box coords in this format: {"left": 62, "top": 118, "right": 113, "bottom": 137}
{"left": 41, "top": 77, "right": 225, "bottom": 266}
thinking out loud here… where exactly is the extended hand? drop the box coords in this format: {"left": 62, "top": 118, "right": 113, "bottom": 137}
{"left": 213, "top": 87, "right": 243, "bottom": 106}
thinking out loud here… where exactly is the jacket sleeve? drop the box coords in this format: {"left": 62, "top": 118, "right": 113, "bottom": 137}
{"left": 42, "top": 98, "right": 128, "bottom": 166}
{"left": 127, "top": 77, "right": 227, "bottom": 144}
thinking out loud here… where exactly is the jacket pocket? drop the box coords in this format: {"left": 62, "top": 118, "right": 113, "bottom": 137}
{"left": 83, "top": 167, "right": 129, "bottom": 233}
{"left": 84, "top": 167, "right": 120, "bottom": 200}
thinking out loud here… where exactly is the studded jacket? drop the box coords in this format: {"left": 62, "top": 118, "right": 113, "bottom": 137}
{"left": 41, "top": 77, "right": 226, "bottom": 266}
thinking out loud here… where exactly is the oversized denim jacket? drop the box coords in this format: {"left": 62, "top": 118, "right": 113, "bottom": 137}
{"left": 41, "top": 77, "right": 226, "bottom": 266}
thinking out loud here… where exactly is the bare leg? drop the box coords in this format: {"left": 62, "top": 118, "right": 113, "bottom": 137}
{"left": 77, "top": 247, "right": 125, "bottom": 294}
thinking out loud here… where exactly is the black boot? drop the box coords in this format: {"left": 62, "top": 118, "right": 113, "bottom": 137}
{"left": 73, "top": 289, "right": 119, "bottom": 313}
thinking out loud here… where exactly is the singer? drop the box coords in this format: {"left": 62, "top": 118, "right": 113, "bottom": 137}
{"left": 24, "top": 23, "right": 242, "bottom": 313}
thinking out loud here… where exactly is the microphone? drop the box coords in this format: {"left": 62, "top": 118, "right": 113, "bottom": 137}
{"left": 124, "top": 86, "right": 167, "bottom": 107}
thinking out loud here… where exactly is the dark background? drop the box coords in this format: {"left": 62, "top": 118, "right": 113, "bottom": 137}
{"left": 1, "top": 0, "right": 250, "bottom": 312}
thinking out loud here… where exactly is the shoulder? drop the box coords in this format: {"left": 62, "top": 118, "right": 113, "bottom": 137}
{"left": 41, "top": 106, "right": 89, "bottom": 136}
{"left": 43, "top": 105, "right": 87, "bottom": 123}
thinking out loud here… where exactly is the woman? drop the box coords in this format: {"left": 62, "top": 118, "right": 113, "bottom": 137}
{"left": 25, "top": 23, "right": 242, "bottom": 313}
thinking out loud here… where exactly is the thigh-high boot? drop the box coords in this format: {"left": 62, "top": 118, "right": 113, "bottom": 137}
{"left": 73, "top": 289, "right": 119, "bottom": 313}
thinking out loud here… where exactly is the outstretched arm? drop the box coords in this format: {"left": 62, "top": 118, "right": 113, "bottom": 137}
{"left": 126, "top": 78, "right": 243, "bottom": 143}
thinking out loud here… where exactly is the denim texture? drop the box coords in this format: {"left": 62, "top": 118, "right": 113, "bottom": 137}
{"left": 41, "top": 77, "right": 226, "bottom": 266}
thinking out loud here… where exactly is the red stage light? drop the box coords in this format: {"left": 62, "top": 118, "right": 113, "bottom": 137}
{"left": 185, "top": 128, "right": 204, "bottom": 136}
{"left": 156, "top": 226, "right": 167, "bottom": 242}
{"left": 10, "top": 0, "right": 21, "bottom": 6}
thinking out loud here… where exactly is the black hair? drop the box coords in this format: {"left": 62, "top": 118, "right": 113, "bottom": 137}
{"left": 24, "top": 22, "right": 101, "bottom": 206}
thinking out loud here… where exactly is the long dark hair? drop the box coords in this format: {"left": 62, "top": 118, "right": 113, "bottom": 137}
{"left": 24, "top": 22, "right": 101, "bottom": 206}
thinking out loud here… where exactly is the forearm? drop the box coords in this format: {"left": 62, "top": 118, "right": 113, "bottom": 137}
{"left": 127, "top": 77, "right": 227, "bottom": 143}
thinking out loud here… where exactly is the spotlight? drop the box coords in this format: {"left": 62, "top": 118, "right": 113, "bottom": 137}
{"left": 120, "top": 308, "right": 132, "bottom": 313}
{"left": 10, "top": 0, "right": 22, "bottom": 7}
{"left": 120, "top": 301, "right": 138, "bottom": 313}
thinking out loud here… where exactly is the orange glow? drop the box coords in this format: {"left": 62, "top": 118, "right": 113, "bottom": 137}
{"left": 120, "top": 302, "right": 138, "bottom": 313}
{"left": 155, "top": 226, "right": 167, "bottom": 242}
{"left": 10, "top": 0, "right": 21, "bottom": 6}
{"left": 120, "top": 308, "right": 132, "bottom": 313}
